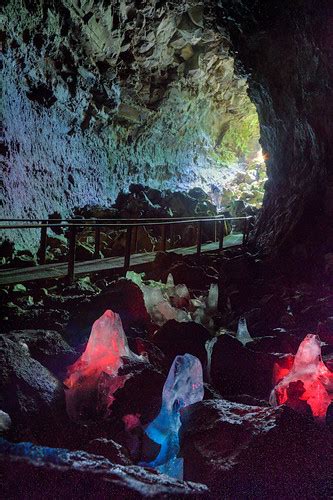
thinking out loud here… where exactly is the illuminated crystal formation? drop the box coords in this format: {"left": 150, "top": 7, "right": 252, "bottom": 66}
{"left": 270, "top": 334, "right": 333, "bottom": 420}
{"left": 141, "top": 353, "right": 204, "bottom": 478}
{"left": 126, "top": 271, "right": 218, "bottom": 329}
{"left": 236, "top": 317, "right": 252, "bottom": 345}
{"left": 65, "top": 310, "right": 140, "bottom": 421}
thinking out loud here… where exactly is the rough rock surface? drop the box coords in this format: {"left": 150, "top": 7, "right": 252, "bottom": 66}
{"left": 217, "top": 0, "right": 333, "bottom": 258}
{"left": 0, "top": 337, "right": 67, "bottom": 445}
{"left": 210, "top": 333, "right": 291, "bottom": 399}
{"left": 66, "top": 279, "right": 155, "bottom": 344}
{"left": 2, "top": 329, "right": 77, "bottom": 377}
{"left": 153, "top": 320, "right": 211, "bottom": 370}
{"left": 180, "top": 399, "right": 333, "bottom": 498}
{"left": 0, "top": 439, "right": 209, "bottom": 499}
{"left": 1, "top": 0, "right": 252, "bottom": 249}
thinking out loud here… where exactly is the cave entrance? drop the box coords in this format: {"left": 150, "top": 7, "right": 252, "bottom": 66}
{"left": 203, "top": 98, "right": 265, "bottom": 214}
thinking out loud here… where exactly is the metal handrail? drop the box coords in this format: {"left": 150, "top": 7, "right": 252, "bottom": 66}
{"left": 0, "top": 215, "right": 254, "bottom": 283}
{"left": 0, "top": 215, "right": 252, "bottom": 231}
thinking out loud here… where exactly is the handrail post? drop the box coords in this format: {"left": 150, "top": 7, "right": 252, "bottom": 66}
{"left": 242, "top": 218, "right": 249, "bottom": 246}
{"left": 219, "top": 219, "right": 225, "bottom": 253}
{"left": 124, "top": 226, "right": 132, "bottom": 273}
{"left": 67, "top": 225, "right": 77, "bottom": 284}
{"left": 94, "top": 222, "right": 101, "bottom": 259}
{"left": 133, "top": 225, "right": 138, "bottom": 253}
{"left": 39, "top": 220, "right": 47, "bottom": 265}
{"left": 196, "top": 221, "right": 202, "bottom": 256}
{"left": 161, "top": 224, "right": 167, "bottom": 252}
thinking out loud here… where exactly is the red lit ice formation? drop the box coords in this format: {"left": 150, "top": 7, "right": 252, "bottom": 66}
{"left": 64, "top": 310, "right": 138, "bottom": 421}
{"left": 270, "top": 334, "right": 333, "bottom": 420}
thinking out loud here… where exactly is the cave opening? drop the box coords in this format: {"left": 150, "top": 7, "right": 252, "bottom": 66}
{"left": 1, "top": 1, "right": 333, "bottom": 499}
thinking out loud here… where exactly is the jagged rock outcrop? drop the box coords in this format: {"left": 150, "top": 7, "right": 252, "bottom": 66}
{"left": 216, "top": 0, "right": 333, "bottom": 259}
{"left": 0, "top": 439, "right": 208, "bottom": 499}
{"left": 1, "top": 0, "right": 253, "bottom": 249}
{"left": 180, "top": 399, "right": 333, "bottom": 497}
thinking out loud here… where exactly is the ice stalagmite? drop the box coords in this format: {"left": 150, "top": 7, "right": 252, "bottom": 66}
{"left": 270, "top": 334, "right": 333, "bottom": 420}
{"left": 65, "top": 310, "right": 140, "bottom": 421}
{"left": 126, "top": 271, "right": 217, "bottom": 329}
{"left": 141, "top": 353, "right": 204, "bottom": 478}
{"left": 205, "top": 337, "right": 218, "bottom": 382}
{"left": 207, "top": 283, "right": 218, "bottom": 313}
{"left": 236, "top": 317, "right": 252, "bottom": 345}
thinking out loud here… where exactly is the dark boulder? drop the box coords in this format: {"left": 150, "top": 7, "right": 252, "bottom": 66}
{"left": 2, "top": 330, "right": 78, "bottom": 377}
{"left": 110, "top": 359, "right": 165, "bottom": 428}
{"left": 210, "top": 333, "right": 290, "bottom": 399}
{"left": 180, "top": 399, "right": 333, "bottom": 498}
{"left": 245, "top": 332, "right": 300, "bottom": 355}
{"left": 0, "top": 338, "right": 67, "bottom": 446}
{"left": 66, "top": 279, "right": 155, "bottom": 346}
{"left": 153, "top": 320, "right": 211, "bottom": 370}
{"left": 161, "top": 262, "right": 218, "bottom": 290}
{"left": 83, "top": 437, "right": 132, "bottom": 465}
{"left": 0, "top": 439, "right": 209, "bottom": 499}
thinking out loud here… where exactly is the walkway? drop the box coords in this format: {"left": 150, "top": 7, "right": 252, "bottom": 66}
{"left": 0, "top": 233, "right": 242, "bottom": 285}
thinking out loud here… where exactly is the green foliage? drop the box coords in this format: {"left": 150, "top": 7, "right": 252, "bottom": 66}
{"left": 221, "top": 160, "right": 267, "bottom": 208}
{"left": 215, "top": 108, "right": 260, "bottom": 164}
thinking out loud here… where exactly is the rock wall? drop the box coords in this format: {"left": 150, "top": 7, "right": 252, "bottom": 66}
{"left": 1, "top": 0, "right": 253, "bottom": 249}
{"left": 217, "top": 0, "right": 333, "bottom": 259}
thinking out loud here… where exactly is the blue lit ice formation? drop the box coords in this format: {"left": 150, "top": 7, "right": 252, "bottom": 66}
{"left": 141, "top": 353, "right": 204, "bottom": 479}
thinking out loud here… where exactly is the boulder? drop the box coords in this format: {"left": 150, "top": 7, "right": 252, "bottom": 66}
{"left": 161, "top": 262, "right": 218, "bottom": 290}
{"left": 83, "top": 437, "right": 132, "bottom": 465}
{"left": 0, "top": 338, "right": 67, "bottom": 445}
{"left": 180, "top": 399, "right": 333, "bottom": 497}
{"left": 153, "top": 320, "right": 211, "bottom": 370}
{"left": 2, "top": 330, "right": 78, "bottom": 377}
{"left": 109, "top": 359, "right": 165, "bottom": 428}
{"left": 210, "top": 333, "right": 290, "bottom": 399}
{"left": 1, "top": 305, "right": 69, "bottom": 334}
{"left": 66, "top": 279, "right": 155, "bottom": 346}
{"left": 245, "top": 333, "right": 300, "bottom": 355}
{"left": 0, "top": 439, "right": 208, "bottom": 499}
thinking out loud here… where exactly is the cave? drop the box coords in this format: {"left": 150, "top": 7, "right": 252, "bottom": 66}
{"left": 0, "top": 1, "right": 333, "bottom": 499}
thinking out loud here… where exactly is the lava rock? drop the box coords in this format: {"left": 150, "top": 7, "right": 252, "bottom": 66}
{"left": 1, "top": 305, "right": 69, "bottom": 334}
{"left": 66, "top": 279, "right": 154, "bottom": 346}
{"left": 160, "top": 262, "right": 218, "bottom": 290}
{"left": 245, "top": 333, "right": 300, "bottom": 355}
{"left": 2, "top": 330, "right": 78, "bottom": 377}
{"left": 129, "top": 337, "right": 167, "bottom": 371}
{"left": 180, "top": 399, "right": 333, "bottom": 497}
{"left": 111, "top": 359, "right": 165, "bottom": 428}
{"left": 0, "top": 338, "right": 67, "bottom": 445}
{"left": 83, "top": 437, "right": 132, "bottom": 465}
{"left": 0, "top": 439, "right": 209, "bottom": 499}
{"left": 153, "top": 320, "right": 211, "bottom": 370}
{"left": 210, "top": 333, "right": 287, "bottom": 399}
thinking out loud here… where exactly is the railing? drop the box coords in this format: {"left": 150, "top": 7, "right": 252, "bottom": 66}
{"left": 0, "top": 215, "right": 254, "bottom": 283}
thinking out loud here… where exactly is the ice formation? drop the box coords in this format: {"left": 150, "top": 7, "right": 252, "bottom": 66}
{"left": 270, "top": 334, "right": 333, "bottom": 421}
{"left": 140, "top": 354, "right": 204, "bottom": 479}
{"left": 65, "top": 310, "right": 140, "bottom": 421}
{"left": 205, "top": 337, "right": 218, "bottom": 382}
{"left": 236, "top": 317, "right": 253, "bottom": 345}
{"left": 126, "top": 271, "right": 218, "bottom": 329}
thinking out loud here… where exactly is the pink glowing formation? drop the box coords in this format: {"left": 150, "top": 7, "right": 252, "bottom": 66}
{"left": 270, "top": 334, "right": 333, "bottom": 420}
{"left": 64, "top": 310, "right": 139, "bottom": 421}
